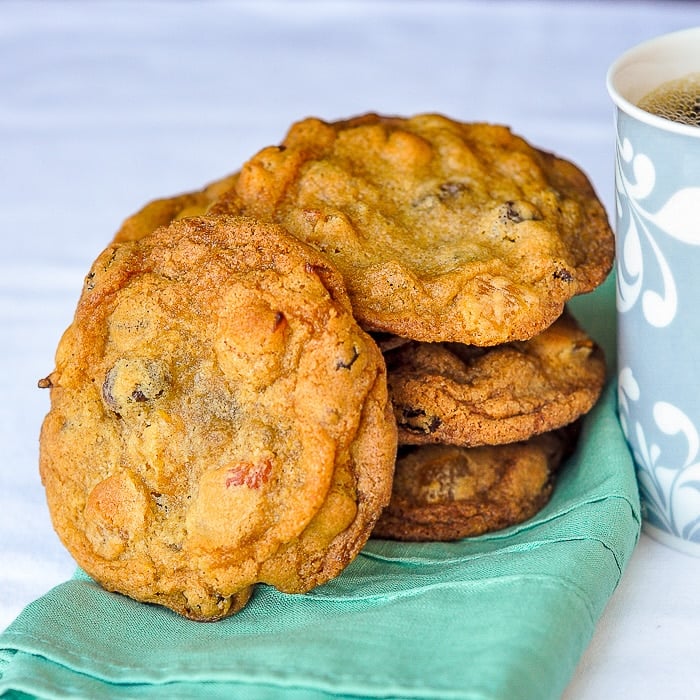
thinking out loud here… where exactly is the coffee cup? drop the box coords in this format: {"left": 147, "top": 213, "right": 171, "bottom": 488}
{"left": 607, "top": 27, "right": 700, "bottom": 555}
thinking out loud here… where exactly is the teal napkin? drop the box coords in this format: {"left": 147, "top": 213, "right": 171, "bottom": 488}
{"left": 0, "top": 276, "right": 640, "bottom": 700}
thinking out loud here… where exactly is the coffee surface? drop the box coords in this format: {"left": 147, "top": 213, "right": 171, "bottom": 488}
{"left": 638, "top": 72, "right": 700, "bottom": 127}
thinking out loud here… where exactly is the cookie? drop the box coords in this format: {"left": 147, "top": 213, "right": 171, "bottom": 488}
{"left": 39, "top": 215, "right": 397, "bottom": 620}
{"left": 372, "top": 428, "right": 574, "bottom": 542}
{"left": 112, "top": 172, "right": 239, "bottom": 243}
{"left": 210, "top": 113, "right": 614, "bottom": 345}
{"left": 386, "top": 310, "right": 605, "bottom": 447}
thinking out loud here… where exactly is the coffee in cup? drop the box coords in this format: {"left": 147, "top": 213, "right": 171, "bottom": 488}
{"left": 638, "top": 72, "right": 700, "bottom": 127}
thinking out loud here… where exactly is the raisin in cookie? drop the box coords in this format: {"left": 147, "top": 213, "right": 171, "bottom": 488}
{"left": 372, "top": 428, "right": 574, "bottom": 542}
{"left": 386, "top": 310, "right": 605, "bottom": 447}
{"left": 210, "top": 113, "right": 614, "bottom": 345}
{"left": 39, "top": 215, "right": 396, "bottom": 620}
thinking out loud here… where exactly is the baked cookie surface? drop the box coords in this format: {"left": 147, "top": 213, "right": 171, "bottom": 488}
{"left": 386, "top": 310, "right": 606, "bottom": 447}
{"left": 112, "top": 172, "right": 239, "bottom": 244}
{"left": 372, "top": 429, "right": 573, "bottom": 542}
{"left": 39, "top": 215, "right": 396, "bottom": 620}
{"left": 211, "top": 113, "right": 614, "bottom": 345}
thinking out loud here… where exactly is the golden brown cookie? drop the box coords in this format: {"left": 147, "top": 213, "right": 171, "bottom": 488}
{"left": 372, "top": 428, "right": 574, "bottom": 542}
{"left": 39, "top": 215, "right": 396, "bottom": 621}
{"left": 210, "top": 113, "right": 614, "bottom": 345}
{"left": 386, "top": 310, "right": 605, "bottom": 447}
{"left": 112, "top": 172, "right": 239, "bottom": 243}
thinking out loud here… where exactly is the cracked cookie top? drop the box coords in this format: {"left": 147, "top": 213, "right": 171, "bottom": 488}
{"left": 210, "top": 113, "right": 614, "bottom": 345}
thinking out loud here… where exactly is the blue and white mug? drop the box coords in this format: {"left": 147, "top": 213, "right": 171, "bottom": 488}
{"left": 607, "top": 28, "right": 700, "bottom": 555}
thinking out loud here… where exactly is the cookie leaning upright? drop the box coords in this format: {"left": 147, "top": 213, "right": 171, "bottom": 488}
{"left": 39, "top": 215, "right": 396, "bottom": 621}
{"left": 211, "top": 113, "right": 614, "bottom": 345}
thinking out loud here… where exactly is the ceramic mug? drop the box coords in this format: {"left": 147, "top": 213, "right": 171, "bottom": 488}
{"left": 607, "top": 27, "right": 700, "bottom": 556}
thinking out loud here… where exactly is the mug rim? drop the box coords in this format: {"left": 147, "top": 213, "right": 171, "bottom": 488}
{"left": 606, "top": 26, "right": 700, "bottom": 139}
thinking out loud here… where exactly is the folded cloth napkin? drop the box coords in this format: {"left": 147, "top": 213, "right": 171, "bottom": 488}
{"left": 0, "top": 276, "right": 640, "bottom": 700}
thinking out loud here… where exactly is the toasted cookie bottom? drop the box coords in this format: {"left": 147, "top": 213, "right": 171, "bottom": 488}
{"left": 372, "top": 427, "right": 576, "bottom": 542}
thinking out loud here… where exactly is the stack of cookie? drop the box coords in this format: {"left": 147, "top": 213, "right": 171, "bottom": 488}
{"left": 373, "top": 310, "right": 605, "bottom": 540}
{"left": 39, "top": 113, "right": 613, "bottom": 619}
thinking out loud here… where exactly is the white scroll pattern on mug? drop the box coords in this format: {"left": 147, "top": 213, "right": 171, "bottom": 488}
{"left": 616, "top": 134, "right": 700, "bottom": 540}
{"left": 619, "top": 368, "right": 700, "bottom": 540}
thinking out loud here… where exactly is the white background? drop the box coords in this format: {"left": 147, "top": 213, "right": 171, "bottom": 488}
{"left": 3, "top": 2, "right": 700, "bottom": 697}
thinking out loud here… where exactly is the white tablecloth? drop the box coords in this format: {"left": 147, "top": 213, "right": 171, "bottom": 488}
{"left": 3, "top": 2, "right": 700, "bottom": 697}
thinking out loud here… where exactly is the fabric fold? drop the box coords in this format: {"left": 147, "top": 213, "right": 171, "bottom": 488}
{"left": 0, "top": 277, "right": 641, "bottom": 699}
